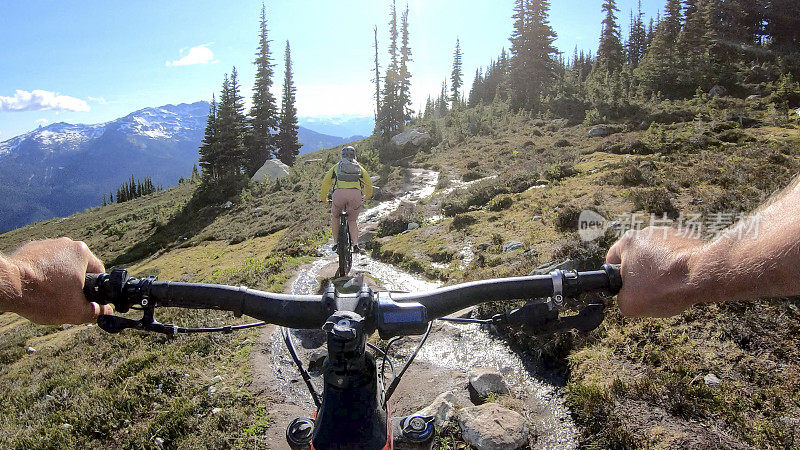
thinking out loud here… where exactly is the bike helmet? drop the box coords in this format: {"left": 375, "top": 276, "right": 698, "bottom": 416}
{"left": 341, "top": 146, "right": 356, "bottom": 161}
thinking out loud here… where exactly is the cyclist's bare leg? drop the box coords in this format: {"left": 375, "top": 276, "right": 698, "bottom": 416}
{"left": 332, "top": 189, "right": 362, "bottom": 245}
{"left": 348, "top": 199, "right": 362, "bottom": 244}
{"left": 330, "top": 197, "right": 344, "bottom": 244}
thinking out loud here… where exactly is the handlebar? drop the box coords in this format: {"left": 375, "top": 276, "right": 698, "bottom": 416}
{"left": 84, "top": 264, "right": 621, "bottom": 337}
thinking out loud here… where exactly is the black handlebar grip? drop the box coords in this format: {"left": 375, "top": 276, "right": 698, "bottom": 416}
{"left": 84, "top": 273, "right": 105, "bottom": 303}
{"left": 603, "top": 264, "right": 622, "bottom": 295}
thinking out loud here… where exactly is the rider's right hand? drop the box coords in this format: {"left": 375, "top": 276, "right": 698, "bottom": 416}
{"left": 606, "top": 227, "right": 708, "bottom": 318}
{"left": 8, "top": 238, "right": 113, "bottom": 325}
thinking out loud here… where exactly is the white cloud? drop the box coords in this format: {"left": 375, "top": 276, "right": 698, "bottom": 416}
{"left": 35, "top": 118, "right": 48, "bottom": 125}
{"left": 0, "top": 89, "right": 90, "bottom": 112}
{"left": 87, "top": 96, "right": 107, "bottom": 104}
{"left": 166, "top": 43, "right": 216, "bottom": 66}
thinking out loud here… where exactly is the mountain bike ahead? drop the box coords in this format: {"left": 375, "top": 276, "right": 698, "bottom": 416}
{"left": 336, "top": 210, "right": 352, "bottom": 278}
{"left": 84, "top": 264, "right": 622, "bottom": 449}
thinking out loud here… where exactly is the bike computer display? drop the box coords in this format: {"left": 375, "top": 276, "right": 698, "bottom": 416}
{"left": 374, "top": 291, "right": 428, "bottom": 339}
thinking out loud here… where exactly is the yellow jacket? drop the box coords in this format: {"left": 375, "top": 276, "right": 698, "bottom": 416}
{"left": 320, "top": 161, "right": 373, "bottom": 201}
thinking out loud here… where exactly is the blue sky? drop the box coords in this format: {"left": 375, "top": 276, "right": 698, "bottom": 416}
{"left": 0, "top": 0, "right": 665, "bottom": 139}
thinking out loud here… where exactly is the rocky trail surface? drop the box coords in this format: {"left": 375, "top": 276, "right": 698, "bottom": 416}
{"left": 250, "top": 168, "right": 578, "bottom": 449}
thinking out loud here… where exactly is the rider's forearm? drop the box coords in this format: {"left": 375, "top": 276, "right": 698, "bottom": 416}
{"left": 691, "top": 180, "right": 800, "bottom": 304}
{"left": 0, "top": 253, "right": 24, "bottom": 313}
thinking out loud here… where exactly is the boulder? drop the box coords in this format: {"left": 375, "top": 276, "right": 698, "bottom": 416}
{"left": 391, "top": 128, "right": 431, "bottom": 148}
{"left": 303, "top": 158, "right": 323, "bottom": 165}
{"left": 502, "top": 241, "right": 524, "bottom": 253}
{"left": 251, "top": 158, "right": 290, "bottom": 183}
{"left": 638, "top": 160, "right": 655, "bottom": 170}
{"left": 530, "top": 259, "right": 577, "bottom": 276}
{"left": 746, "top": 94, "right": 761, "bottom": 101}
{"left": 414, "top": 391, "right": 458, "bottom": 427}
{"left": 406, "top": 222, "right": 420, "bottom": 231}
{"left": 589, "top": 125, "right": 613, "bottom": 138}
{"left": 458, "top": 403, "right": 529, "bottom": 450}
{"left": 468, "top": 368, "right": 510, "bottom": 399}
{"left": 709, "top": 85, "right": 727, "bottom": 97}
{"left": 704, "top": 373, "right": 722, "bottom": 386}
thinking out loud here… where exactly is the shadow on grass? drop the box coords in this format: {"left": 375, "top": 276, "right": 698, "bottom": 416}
{"left": 110, "top": 177, "right": 247, "bottom": 267}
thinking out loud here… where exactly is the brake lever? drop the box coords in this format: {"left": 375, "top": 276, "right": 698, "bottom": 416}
{"left": 492, "top": 298, "right": 606, "bottom": 335}
{"left": 97, "top": 301, "right": 179, "bottom": 335}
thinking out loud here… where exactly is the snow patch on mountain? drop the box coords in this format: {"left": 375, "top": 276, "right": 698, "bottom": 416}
{"left": 0, "top": 102, "right": 209, "bottom": 159}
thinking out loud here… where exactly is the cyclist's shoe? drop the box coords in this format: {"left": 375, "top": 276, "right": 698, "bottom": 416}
{"left": 353, "top": 245, "right": 362, "bottom": 254}
{"left": 331, "top": 243, "right": 338, "bottom": 252}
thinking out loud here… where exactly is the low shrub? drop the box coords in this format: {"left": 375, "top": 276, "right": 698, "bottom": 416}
{"left": 450, "top": 213, "right": 478, "bottom": 230}
{"left": 554, "top": 139, "right": 571, "bottom": 148}
{"left": 462, "top": 170, "right": 484, "bottom": 182}
{"left": 555, "top": 206, "right": 582, "bottom": 232}
{"left": 620, "top": 164, "right": 647, "bottom": 186}
{"left": 545, "top": 163, "right": 578, "bottom": 182}
{"left": 377, "top": 202, "right": 418, "bottom": 237}
{"left": 488, "top": 195, "right": 514, "bottom": 211}
{"left": 631, "top": 187, "right": 678, "bottom": 217}
{"left": 441, "top": 172, "right": 537, "bottom": 216}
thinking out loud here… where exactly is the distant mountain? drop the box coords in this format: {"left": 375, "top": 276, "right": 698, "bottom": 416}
{"left": 297, "top": 127, "right": 364, "bottom": 155}
{"left": 0, "top": 102, "right": 209, "bottom": 233}
{"left": 298, "top": 114, "right": 375, "bottom": 139}
{"left": 0, "top": 102, "right": 366, "bottom": 233}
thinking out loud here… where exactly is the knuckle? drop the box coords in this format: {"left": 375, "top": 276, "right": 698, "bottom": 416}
{"left": 74, "top": 240, "right": 89, "bottom": 253}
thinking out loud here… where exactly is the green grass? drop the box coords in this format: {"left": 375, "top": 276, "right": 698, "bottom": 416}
{"left": 0, "top": 143, "right": 364, "bottom": 449}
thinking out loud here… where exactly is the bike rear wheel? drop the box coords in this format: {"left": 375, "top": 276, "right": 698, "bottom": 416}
{"left": 336, "top": 213, "right": 352, "bottom": 278}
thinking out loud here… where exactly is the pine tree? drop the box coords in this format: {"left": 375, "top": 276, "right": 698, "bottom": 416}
{"left": 378, "top": 0, "right": 404, "bottom": 135}
{"left": 372, "top": 25, "right": 381, "bottom": 128}
{"left": 634, "top": 0, "right": 686, "bottom": 98}
{"left": 450, "top": 38, "right": 464, "bottom": 108}
{"left": 199, "top": 94, "right": 219, "bottom": 180}
{"left": 276, "top": 41, "right": 301, "bottom": 166}
{"left": 765, "top": 0, "right": 800, "bottom": 51}
{"left": 626, "top": 1, "right": 647, "bottom": 68}
{"left": 216, "top": 68, "right": 247, "bottom": 176}
{"left": 398, "top": 4, "right": 413, "bottom": 122}
{"left": 247, "top": 4, "right": 278, "bottom": 175}
{"left": 596, "top": 0, "right": 625, "bottom": 73}
{"left": 423, "top": 96, "right": 434, "bottom": 121}
{"left": 508, "top": 0, "right": 559, "bottom": 111}
{"left": 468, "top": 68, "right": 484, "bottom": 107}
{"left": 191, "top": 164, "right": 199, "bottom": 181}
{"left": 434, "top": 80, "right": 449, "bottom": 118}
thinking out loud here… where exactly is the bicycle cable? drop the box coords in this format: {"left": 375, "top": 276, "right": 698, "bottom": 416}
{"left": 384, "top": 322, "right": 432, "bottom": 404}
{"left": 281, "top": 327, "right": 322, "bottom": 407}
{"left": 367, "top": 342, "right": 396, "bottom": 378}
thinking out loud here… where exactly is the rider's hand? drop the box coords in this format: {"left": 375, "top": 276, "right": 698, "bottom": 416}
{"left": 10, "top": 238, "right": 113, "bottom": 325}
{"left": 606, "top": 227, "right": 708, "bottom": 318}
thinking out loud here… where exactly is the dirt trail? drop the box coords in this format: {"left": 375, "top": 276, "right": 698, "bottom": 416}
{"left": 250, "top": 168, "right": 577, "bottom": 449}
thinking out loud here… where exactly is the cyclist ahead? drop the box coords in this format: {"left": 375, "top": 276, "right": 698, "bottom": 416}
{"left": 319, "top": 146, "right": 373, "bottom": 253}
